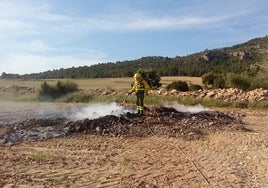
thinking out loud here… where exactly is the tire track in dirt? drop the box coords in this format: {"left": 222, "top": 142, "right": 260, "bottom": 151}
{"left": 0, "top": 110, "right": 267, "bottom": 187}
{"left": 184, "top": 110, "right": 268, "bottom": 188}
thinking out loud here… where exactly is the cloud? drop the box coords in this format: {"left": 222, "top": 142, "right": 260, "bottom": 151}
{"left": 0, "top": 0, "right": 267, "bottom": 74}
{"left": 0, "top": 53, "right": 102, "bottom": 74}
{"left": 1, "top": 0, "right": 250, "bottom": 36}
{"left": 61, "top": 9, "right": 251, "bottom": 33}
{"left": 0, "top": 0, "right": 259, "bottom": 38}
{"left": 0, "top": 0, "right": 265, "bottom": 35}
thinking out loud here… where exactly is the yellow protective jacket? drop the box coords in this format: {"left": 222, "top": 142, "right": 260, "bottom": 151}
{"left": 130, "top": 79, "right": 150, "bottom": 93}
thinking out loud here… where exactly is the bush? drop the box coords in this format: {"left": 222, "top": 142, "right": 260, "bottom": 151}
{"left": 213, "top": 75, "right": 225, "bottom": 89}
{"left": 189, "top": 84, "right": 203, "bottom": 91}
{"left": 58, "top": 93, "right": 93, "bottom": 103}
{"left": 202, "top": 72, "right": 225, "bottom": 89}
{"left": 39, "top": 81, "right": 78, "bottom": 101}
{"left": 250, "top": 77, "right": 268, "bottom": 90}
{"left": 202, "top": 72, "right": 215, "bottom": 88}
{"left": 233, "top": 101, "right": 248, "bottom": 108}
{"left": 166, "top": 81, "right": 189, "bottom": 91}
{"left": 228, "top": 75, "right": 251, "bottom": 91}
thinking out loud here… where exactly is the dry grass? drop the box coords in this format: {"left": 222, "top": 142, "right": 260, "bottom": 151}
{"left": 0, "top": 77, "right": 202, "bottom": 90}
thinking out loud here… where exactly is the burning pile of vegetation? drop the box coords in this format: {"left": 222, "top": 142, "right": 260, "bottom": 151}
{"left": 0, "top": 105, "right": 247, "bottom": 145}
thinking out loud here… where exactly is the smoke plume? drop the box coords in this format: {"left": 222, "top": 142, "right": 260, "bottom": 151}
{"left": 163, "top": 101, "right": 212, "bottom": 113}
{"left": 71, "top": 102, "right": 134, "bottom": 120}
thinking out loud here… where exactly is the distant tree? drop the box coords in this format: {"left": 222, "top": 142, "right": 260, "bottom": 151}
{"left": 0, "top": 72, "right": 21, "bottom": 79}
{"left": 1, "top": 72, "right": 7, "bottom": 78}
{"left": 137, "top": 69, "right": 162, "bottom": 89}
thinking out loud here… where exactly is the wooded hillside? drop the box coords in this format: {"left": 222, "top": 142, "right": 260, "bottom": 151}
{"left": 1, "top": 36, "right": 268, "bottom": 79}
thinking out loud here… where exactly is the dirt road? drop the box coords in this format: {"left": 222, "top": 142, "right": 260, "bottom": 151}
{"left": 0, "top": 107, "right": 267, "bottom": 187}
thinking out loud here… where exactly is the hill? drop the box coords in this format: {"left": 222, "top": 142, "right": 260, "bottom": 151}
{"left": 1, "top": 36, "right": 268, "bottom": 79}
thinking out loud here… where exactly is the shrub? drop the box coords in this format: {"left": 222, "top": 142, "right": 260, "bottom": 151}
{"left": 189, "top": 84, "right": 203, "bottom": 91}
{"left": 233, "top": 101, "right": 248, "bottom": 108}
{"left": 202, "top": 72, "right": 225, "bottom": 89}
{"left": 166, "top": 81, "right": 189, "bottom": 91}
{"left": 39, "top": 81, "right": 78, "bottom": 101}
{"left": 202, "top": 72, "right": 215, "bottom": 88}
{"left": 250, "top": 77, "right": 268, "bottom": 90}
{"left": 61, "top": 93, "right": 93, "bottom": 103}
{"left": 228, "top": 75, "right": 251, "bottom": 91}
{"left": 213, "top": 75, "right": 225, "bottom": 89}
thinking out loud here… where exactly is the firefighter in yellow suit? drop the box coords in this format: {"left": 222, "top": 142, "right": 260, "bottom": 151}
{"left": 129, "top": 73, "right": 150, "bottom": 115}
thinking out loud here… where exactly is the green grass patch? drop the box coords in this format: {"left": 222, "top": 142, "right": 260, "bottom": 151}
{"left": 30, "top": 150, "right": 56, "bottom": 162}
{"left": 0, "top": 88, "right": 267, "bottom": 109}
{"left": 248, "top": 100, "right": 268, "bottom": 109}
{"left": 55, "top": 92, "right": 93, "bottom": 103}
{"left": 0, "top": 91, "right": 39, "bottom": 102}
{"left": 66, "top": 93, "right": 267, "bottom": 109}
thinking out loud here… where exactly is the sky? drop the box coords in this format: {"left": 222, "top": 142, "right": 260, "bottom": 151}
{"left": 0, "top": 0, "right": 267, "bottom": 75}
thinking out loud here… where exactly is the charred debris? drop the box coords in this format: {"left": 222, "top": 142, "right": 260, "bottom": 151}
{"left": 0, "top": 106, "right": 248, "bottom": 145}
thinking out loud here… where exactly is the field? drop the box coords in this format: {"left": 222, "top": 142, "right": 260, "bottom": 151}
{"left": 0, "top": 76, "right": 202, "bottom": 90}
{"left": 0, "top": 77, "right": 268, "bottom": 187}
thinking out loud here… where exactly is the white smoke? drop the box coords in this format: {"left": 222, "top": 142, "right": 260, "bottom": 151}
{"left": 1, "top": 101, "right": 211, "bottom": 124}
{"left": 163, "top": 101, "right": 212, "bottom": 113}
{"left": 71, "top": 102, "right": 134, "bottom": 120}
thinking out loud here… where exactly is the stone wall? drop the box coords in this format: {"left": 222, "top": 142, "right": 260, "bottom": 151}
{"left": 98, "top": 88, "right": 268, "bottom": 103}
{"left": 152, "top": 88, "right": 268, "bottom": 102}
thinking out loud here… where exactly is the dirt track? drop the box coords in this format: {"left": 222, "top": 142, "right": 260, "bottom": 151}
{"left": 0, "top": 104, "right": 267, "bottom": 187}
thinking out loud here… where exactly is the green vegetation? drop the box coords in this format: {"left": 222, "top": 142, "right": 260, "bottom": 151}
{"left": 166, "top": 81, "right": 189, "bottom": 91}
{"left": 39, "top": 81, "right": 78, "bottom": 101}
{"left": 201, "top": 72, "right": 268, "bottom": 91}
{"left": 0, "top": 91, "right": 38, "bottom": 102}
{"left": 136, "top": 69, "right": 162, "bottom": 88}
{"left": 30, "top": 150, "right": 55, "bottom": 162}
{"left": 55, "top": 92, "right": 93, "bottom": 103}
{"left": 90, "top": 93, "right": 268, "bottom": 110}
{"left": 0, "top": 84, "right": 267, "bottom": 109}
{"left": 188, "top": 84, "right": 203, "bottom": 91}
{"left": 227, "top": 74, "right": 251, "bottom": 91}
{"left": 202, "top": 72, "right": 225, "bottom": 89}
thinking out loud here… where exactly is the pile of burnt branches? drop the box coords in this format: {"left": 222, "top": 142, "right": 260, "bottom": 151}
{"left": 0, "top": 106, "right": 248, "bottom": 145}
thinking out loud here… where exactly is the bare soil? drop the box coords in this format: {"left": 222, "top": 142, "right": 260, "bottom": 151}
{"left": 0, "top": 103, "right": 267, "bottom": 188}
